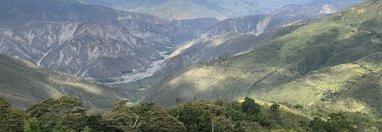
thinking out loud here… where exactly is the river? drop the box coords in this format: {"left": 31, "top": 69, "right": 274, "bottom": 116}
{"left": 105, "top": 51, "right": 170, "bottom": 85}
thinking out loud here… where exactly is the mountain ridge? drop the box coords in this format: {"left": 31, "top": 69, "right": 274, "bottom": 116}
{"left": 81, "top": 0, "right": 362, "bottom": 20}
{"left": 144, "top": 1, "right": 382, "bottom": 116}
{"left": 0, "top": 54, "right": 124, "bottom": 110}
{"left": 128, "top": 4, "right": 338, "bottom": 100}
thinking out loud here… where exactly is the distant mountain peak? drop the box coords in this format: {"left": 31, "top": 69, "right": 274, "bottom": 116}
{"left": 81, "top": 0, "right": 362, "bottom": 20}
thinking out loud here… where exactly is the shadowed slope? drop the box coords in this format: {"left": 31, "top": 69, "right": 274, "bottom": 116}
{"left": 0, "top": 55, "right": 125, "bottom": 110}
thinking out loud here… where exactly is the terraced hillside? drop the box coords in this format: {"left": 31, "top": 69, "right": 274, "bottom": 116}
{"left": 145, "top": 1, "right": 382, "bottom": 116}
{"left": 0, "top": 55, "right": 125, "bottom": 110}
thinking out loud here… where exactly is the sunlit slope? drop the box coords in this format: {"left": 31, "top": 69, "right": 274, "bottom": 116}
{"left": 0, "top": 55, "right": 124, "bottom": 110}
{"left": 145, "top": 2, "right": 382, "bottom": 115}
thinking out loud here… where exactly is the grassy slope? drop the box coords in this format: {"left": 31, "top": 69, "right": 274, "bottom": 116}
{"left": 0, "top": 55, "right": 125, "bottom": 110}
{"left": 146, "top": 2, "right": 382, "bottom": 116}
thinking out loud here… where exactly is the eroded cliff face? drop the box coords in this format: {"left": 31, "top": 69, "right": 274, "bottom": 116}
{"left": 0, "top": 0, "right": 218, "bottom": 81}
{"left": 256, "top": 16, "right": 272, "bottom": 35}
{"left": 1, "top": 22, "right": 157, "bottom": 79}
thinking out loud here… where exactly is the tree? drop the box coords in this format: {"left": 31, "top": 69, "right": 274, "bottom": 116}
{"left": 327, "top": 113, "right": 355, "bottom": 132}
{"left": 174, "top": 103, "right": 212, "bottom": 132}
{"left": 26, "top": 96, "right": 88, "bottom": 131}
{"left": 130, "top": 102, "right": 155, "bottom": 115}
{"left": 212, "top": 116, "right": 235, "bottom": 132}
{"left": 270, "top": 103, "right": 280, "bottom": 119}
{"left": 24, "top": 117, "right": 41, "bottom": 132}
{"left": 241, "top": 97, "right": 261, "bottom": 114}
{"left": 309, "top": 113, "right": 356, "bottom": 132}
{"left": 83, "top": 114, "right": 108, "bottom": 131}
{"left": 103, "top": 100, "right": 140, "bottom": 131}
{"left": 193, "top": 101, "right": 225, "bottom": 116}
{"left": 309, "top": 117, "right": 326, "bottom": 131}
{"left": 0, "top": 97, "right": 25, "bottom": 132}
{"left": 270, "top": 103, "right": 280, "bottom": 113}
{"left": 0, "top": 97, "right": 10, "bottom": 112}
{"left": 140, "top": 110, "right": 185, "bottom": 132}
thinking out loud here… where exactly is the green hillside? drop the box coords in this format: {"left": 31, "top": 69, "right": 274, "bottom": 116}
{"left": 145, "top": 1, "right": 382, "bottom": 117}
{"left": 0, "top": 55, "right": 126, "bottom": 110}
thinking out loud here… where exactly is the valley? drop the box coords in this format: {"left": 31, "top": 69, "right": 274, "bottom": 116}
{"left": 1, "top": 0, "right": 382, "bottom": 131}
{"left": 106, "top": 51, "right": 171, "bottom": 84}
{"left": 145, "top": 1, "right": 382, "bottom": 118}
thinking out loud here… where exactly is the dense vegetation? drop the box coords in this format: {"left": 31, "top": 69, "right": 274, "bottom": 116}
{"left": 1, "top": 96, "right": 381, "bottom": 132}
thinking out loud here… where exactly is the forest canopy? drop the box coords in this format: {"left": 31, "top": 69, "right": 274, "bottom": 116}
{"left": 1, "top": 96, "right": 381, "bottom": 132}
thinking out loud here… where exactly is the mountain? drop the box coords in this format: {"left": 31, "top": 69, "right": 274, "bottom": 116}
{"left": 130, "top": 4, "right": 337, "bottom": 96}
{"left": 81, "top": 0, "right": 362, "bottom": 20}
{"left": 0, "top": 0, "right": 218, "bottom": 81}
{"left": 144, "top": 1, "right": 382, "bottom": 116}
{"left": 0, "top": 54, "right": 124, "bottom": 110}
{"left": 116, "top": 3, "right": 344, "bottom": 100}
